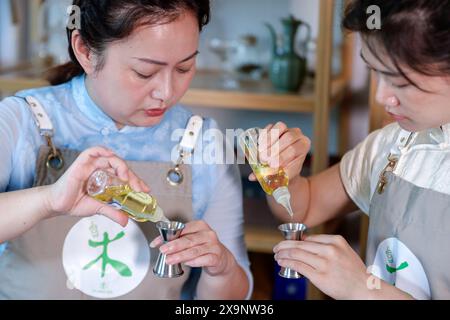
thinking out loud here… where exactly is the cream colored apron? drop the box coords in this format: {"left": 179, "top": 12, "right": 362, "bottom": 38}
{"left": 0, "top": 96, "right": 200, "bottom": 300}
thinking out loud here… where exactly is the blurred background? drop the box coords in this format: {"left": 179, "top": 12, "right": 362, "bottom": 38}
{"left": 0, "top": 0, "right": 391, "bottom": 300}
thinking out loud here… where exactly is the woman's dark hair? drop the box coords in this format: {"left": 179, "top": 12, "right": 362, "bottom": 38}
{"left": 46, "top": 0, "right": 210, "bottom": 85}
{"left": 343, "top": 0, "right": 450, "bottom": 90}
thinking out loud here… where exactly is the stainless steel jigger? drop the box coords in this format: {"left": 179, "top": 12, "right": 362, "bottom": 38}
{"left": 278, "top": 222, "right": 307, "bottom": 279}
{"left": 153, "top": 221, "right": 185, "bottom": 278}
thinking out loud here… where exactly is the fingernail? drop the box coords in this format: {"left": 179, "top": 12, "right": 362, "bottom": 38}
{"left": 270, "top": 159, "right": 280, "bottom": 168}
{"left": 120, "top": 216, "right": 129, "bottom": 228}
{"left": 141, "top": 181, "right": 150, "bottom": 192}
{"left": 160, "top": 245, "right": 170, "bottom": 253}
{"left": 149, "top": 239, "right": 158, "bottom": 248}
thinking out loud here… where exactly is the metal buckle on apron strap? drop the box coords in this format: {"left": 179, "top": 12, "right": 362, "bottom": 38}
{"left": 167, "top": 151, "right": 187, "bottom": 187}
{"left": 376, "top": 154, "right": 399, "bottom": 194}
{"left": 167, "top": 116, "right": 203, "bottom": 186}
{"left": 44, "top": 134, "right": 64, "bottom": 170}
{"left": 24, "top": 96, "right": 64, "bottom": 171}
{"left": 376, "top": 131, "right": 415, "bottom": 194}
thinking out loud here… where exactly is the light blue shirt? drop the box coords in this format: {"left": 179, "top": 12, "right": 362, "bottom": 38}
{"left": 0, "top": 75, "right": 252, "bottom": 298}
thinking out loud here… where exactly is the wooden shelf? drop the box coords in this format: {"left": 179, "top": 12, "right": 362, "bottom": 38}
{"left": 0, "top": 64, "right": 50, "bottom": 93}
{"left": 0, "top": 76, "right": 48, "bottom": 93}
{"left": 181, "top": 70, "right": 348, "bottom": 112}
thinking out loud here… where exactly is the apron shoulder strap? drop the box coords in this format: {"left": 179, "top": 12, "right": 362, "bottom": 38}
{"left": 377, "top": 130, "right": 418, "bottom": 194}
{"left": 23, "top": 96, "right": 63, "bottom": 169}
{"left": 174, "top": 115, "right": 203, "bottom": 166}
{"left": 167, "top": 116, "right": 203, "bottom": 185}
{"left": 179, "top": 115, "right": 203, "bottom": 155}
{"left": 24, "top": 96, "right": 54, "bottom": 137}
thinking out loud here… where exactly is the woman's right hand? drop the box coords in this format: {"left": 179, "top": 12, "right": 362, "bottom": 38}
{"left": 250, "top": 122, "right": 311, "bottom": 182}
{"left": 45, "top": 146, "right": 150, "bottom": 226}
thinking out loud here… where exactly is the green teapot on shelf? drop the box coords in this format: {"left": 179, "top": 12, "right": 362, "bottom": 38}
{"left": 265, "top": 15, "right": 311, "bottom": 93}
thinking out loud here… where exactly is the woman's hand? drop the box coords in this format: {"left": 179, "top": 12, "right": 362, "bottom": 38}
{"left": 274, "top": 234, "right": 370, "bottom": 299}
{"left": 251, "top": 122, "right": 311, "bottom": 181}
{"left": 45, "top": 146, "right": 150, "bottom": 227}
{"left": 150, "top": 220, "right": 235, "bottom": 276}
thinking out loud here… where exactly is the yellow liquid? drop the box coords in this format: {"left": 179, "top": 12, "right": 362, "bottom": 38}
{"left": 93, "top": 185, "right": 159, "bottom": 223}
{"left": 251, "top": 164, "right": 289, "bottom": 196}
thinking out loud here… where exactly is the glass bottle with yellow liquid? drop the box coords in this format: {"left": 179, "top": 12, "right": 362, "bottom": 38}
{"left": 86, "top": 170, "right": 168, "bottom": 223}
{"left": 239, "top": 127, "right": 294, "bottom": 218}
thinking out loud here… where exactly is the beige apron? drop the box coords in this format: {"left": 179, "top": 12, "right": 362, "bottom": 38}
{"left": 0, "top": 98, "right": 199, "bottom": 300}
{"left": 367, "top": 131, "right": 450, "bottom": 299}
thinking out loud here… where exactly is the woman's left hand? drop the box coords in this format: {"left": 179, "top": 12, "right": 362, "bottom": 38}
{"left": 274, "top": 234, "right": 370, "bottom": 299}
{"left": 150, "top": 220, "right": 235, "bottom": 276}
{"left": 46, "top": 146, "right": 149, "bottom": 227}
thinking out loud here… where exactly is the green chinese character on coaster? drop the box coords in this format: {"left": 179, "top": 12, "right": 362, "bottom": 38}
{"left": 83, "top": 231, "right": 132, "bottom": 278}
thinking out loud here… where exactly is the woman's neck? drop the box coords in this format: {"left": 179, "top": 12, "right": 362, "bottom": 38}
{"left": 84, "top": 75, "right": 125, "bottom": 130}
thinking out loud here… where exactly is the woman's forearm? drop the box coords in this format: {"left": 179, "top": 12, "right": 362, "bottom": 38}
{"left": 362, "top": 279, "right": 415, "bottom": 300}
{"left": 196, "top": 252, "right": 250, "bottom": 300}
{"left": 0, "top": 186, "right": 52, "bottom": 242}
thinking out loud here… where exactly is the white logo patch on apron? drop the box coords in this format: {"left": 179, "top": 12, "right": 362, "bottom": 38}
{"left": 62, "top": 215, "right": 150, "bottom": 298}
{"left": 371, "top": 237, "right": 431, "bottom": 300}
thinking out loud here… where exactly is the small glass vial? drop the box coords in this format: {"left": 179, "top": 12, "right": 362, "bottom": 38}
{"left": 86, "top": 170, "right": 168, "bottom": 223}
{"left": 239, "top": 128, "right": 294, "bottom": 218}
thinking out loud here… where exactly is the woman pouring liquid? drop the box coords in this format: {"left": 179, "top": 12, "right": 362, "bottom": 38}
{"left": 0, "top": 0, "right": 251, "bottom": 300}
